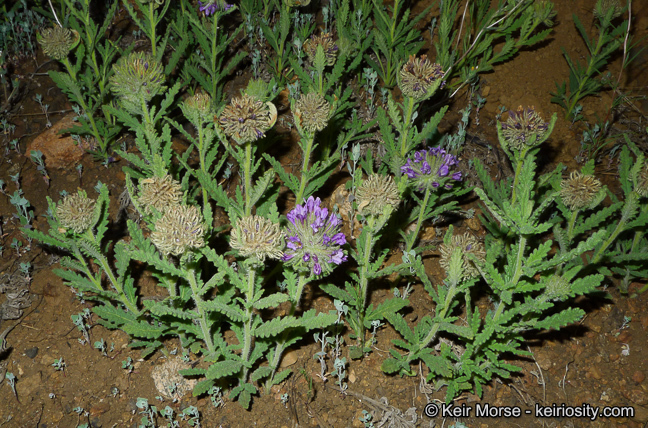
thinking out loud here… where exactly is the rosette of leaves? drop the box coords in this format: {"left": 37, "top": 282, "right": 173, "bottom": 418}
{"left": 110, "top": 52, "right": 167, "bottom": 116}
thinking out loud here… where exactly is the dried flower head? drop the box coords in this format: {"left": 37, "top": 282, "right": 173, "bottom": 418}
{"left": 560, "top": 171, "right": 603, "bottom": 211}
{"left": 57, "top": 191, "right": 96, "bottom": 233}
{"left": 283, "top": 196, "right": 347, "bottom": 276}
{"left": 218, "top": 94, "right": 277, "bottom": 144}
{"left": 150, "top": 205, "right": 205, "bottom": 256}
{"left": 439, "top": 233, "right": 485, "bottom": 281}
{"left": 230, "top": 215, "right": 284, "bottom": 262}
{"left": 355, "top": 174, "right": 400, "bottom": 216}
{"left": 500, "top": 106, "right": 549, "bottom": 151}
{"left": 401, "top": 147, "right": 462, "bottom": 192}
{"left": 137, "top": 175, "right": 183, "bottom": 215}
{"left": 304, "top": 33, "right": 338, "bottom": 66}
{"left": 110, "top": 52, "right": 166, "bottom": 114}
{"left": 38, "top": 27, "right": 79, "bottom": 61}
{"left": 594, "top": 0, "right": 623, "bottom": 21}
{"left": 294, "top": 92, "right": 331, "bottom": 133}
{"left": 181, "top": 93, "right": 213, "bottom": 125}
{"left": 398, "top": 55, "right": 445, "bottom": 100}
{"left": 636, "top": 163, "right": 648, "bottom": 198}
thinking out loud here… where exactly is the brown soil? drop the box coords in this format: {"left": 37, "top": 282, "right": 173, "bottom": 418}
{"left": 0, "top": 0, "right": 647, "bottom": 427}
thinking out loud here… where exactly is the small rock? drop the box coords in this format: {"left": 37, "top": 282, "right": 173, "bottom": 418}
{"left": 90, "top": 402, "right": 110, "bottom": 417}
{"left": 626, "top": 389, "right": 648, "bottom": 405}
{"left": 25, "top": 113, "right": 86, "bottom": 169}
{"left": 641, "top": 315, "right": 648, "bottom": 330}
{"left": 534, "top": 351, "right": 552, "bottom": 371}
{"left": 24, "top": 347, "right": 39, "bottom": 359}
{"left": 633, "top": 371, "right": 646, "bottom": 384}
{"left": 588, "top": 365, "right": 603, "bottom": 380}
{"left": 16, "top": 371, "right": 42, "bottom": 398}
{"left": 482, "top": 86, "right": 491, "bottom": 97}
{"left": 280, "top": 349, "right": 298, "bottom": 368}
{"left": 349, "top": 370, "right": 356, "bottom": 383}
{"left": 617, "top": 331, "right": 632, "bottom": 343}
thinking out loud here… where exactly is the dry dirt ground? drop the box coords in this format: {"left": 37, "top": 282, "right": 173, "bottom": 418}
{"left": 0, "top": 0, "right": 647, "bottom": 427}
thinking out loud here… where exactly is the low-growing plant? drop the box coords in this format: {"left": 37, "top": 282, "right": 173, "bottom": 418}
{"left": 551, "top": 0, "right": 635, "bottom": 122}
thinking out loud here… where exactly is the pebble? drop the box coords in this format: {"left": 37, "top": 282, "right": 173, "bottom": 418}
{"left": 24, "top": 347, "right": 38, "bottom": 359}
{"left": 90, "top": 402, "right": 110, "bottom": 417}
{"left": 25, "top": 113, "right": 86, "bottom": 169}
{"left": 633, "top": 371, "right": 646, "bottom": 384}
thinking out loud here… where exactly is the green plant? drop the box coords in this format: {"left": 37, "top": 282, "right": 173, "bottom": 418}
{"left": 365, "top": 0, "right": 431, "bottom": 88}
{"left": 381, "top": 106, "right": 648, "bottom": 402}
{"left": 40, "top": 0, "right": 123, "bottom": 160}
{"left": 434, "top": 0, "right": 556, "bottom": 97}
{"left": 551, "top": 0, "right": 632, "bottom": 121}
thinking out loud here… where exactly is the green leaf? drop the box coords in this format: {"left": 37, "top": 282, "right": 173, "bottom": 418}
{"left": 385, "top": 312, "right": 416, "bottom": 344}
{"left": 253, "top": 293, "right": 289, "bottom": 310}
{"left": 205, "top": 360, "right": 244, "bottom": 380}
{"left": 271, "top": 368, "right": 292, "bottom": 386}
{"left": 192, "top": 379, "right": 215, "bottom": 397}
{"left": 381, "top": 357, "right": 405, "bottom": 374}
{"left": 255, "top": 316, "right": 301, "bottom": 339}
{"left": 365, "top": 297, "right": 409, "bottom": 326}
{"left": 202, "top": 297, "right": 245, "bottom": 322}
{"left": 123, "top": 320, "right": 167, "bottom": 339}
{"left": 250, "top": 366, "right": 272, "bottom": 383}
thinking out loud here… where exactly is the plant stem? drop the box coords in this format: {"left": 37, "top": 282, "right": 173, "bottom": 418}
{"left": 85, "top": 230, "right": 141, "bottom": 315}
{"left": 567, "top": 209, "right": 579, "bottom": 241}
{"left": 240, "top": 266, "right": 257, "bottom": 384}
{"left": 187, "top": 267, "right": 216, "bottom": 354}
{"left": 565, "top": 19, "right": 615, "bottom": 119}
{"left": 406, "top": 278, "right": 459, "bottom": 364}
{"left": 399, "top": 96, "right": 416, "bottom": 159}
{"left": 244, "top": 142, "right": 253, "bottom": 216}
{"left": 406, "top": 186, "right": 431, "bottom": 253}
{"left": 356, "top": 224, "right": 376, "bottom": 348}
{"left": 510, "top": 148, "right": 529, "bottom": 205}
{"left": 295, "top": 135, "right": 315, "bottom": 204}
{"left": 265, "top": 271, "right": 309, "bottom": 390}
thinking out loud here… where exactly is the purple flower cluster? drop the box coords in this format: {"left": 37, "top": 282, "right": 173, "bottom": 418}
{"left": 283, "top": 197, "right": 348, "bottom": 276}
{"left": 401, "top": 147, "right": 462, "bottom": 191}
{"left": 198, "top": 0, "right": 233, "bottom": 16}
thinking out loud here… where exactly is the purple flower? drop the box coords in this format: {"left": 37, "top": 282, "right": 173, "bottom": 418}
{"left": 198, "top": 0, "right": 233, "bottom": 16}
{"left": 283, "top": 196, "right": 348, "bottom": 276}
{"left": 400, "top": 147, "right": 462, "bottom": 192}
